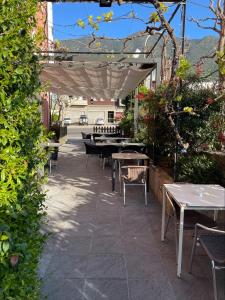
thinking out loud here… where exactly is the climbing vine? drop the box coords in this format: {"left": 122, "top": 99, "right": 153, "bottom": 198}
{"left": 0, "top": 0, "right": 47, "bottom": 298}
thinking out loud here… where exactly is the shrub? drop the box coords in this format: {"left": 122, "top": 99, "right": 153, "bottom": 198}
{"left": 0, "top": 1, "right": 47, "bottom": 299}
{"left": 177, "top": 154, "right": 222, "bottom": 184}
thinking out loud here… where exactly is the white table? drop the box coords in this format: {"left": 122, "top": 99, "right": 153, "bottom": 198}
{"left": 161, "top": 183, "right": 225, "bottom": 277}
{"left": 44, "top": 142, "right": 61, "bottom": 148}
{"left": 95, "top": 137, "right": 131, "bottom": 142}
{"left": 96, "top": 142, "right": 145, "bottom": 147}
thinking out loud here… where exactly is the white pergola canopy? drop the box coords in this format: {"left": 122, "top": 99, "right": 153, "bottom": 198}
{"left": 40, "top": 61, "right": 155, "bottom": 99}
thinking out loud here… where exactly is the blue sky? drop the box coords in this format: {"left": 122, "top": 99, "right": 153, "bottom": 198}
{"left": 53, "top": 1, "right": 217, "bottom": 40}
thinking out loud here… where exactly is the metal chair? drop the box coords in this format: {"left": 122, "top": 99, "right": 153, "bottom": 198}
{"left": 92, "top": 133, "right": 103, "bottom": 142}
{"left": 84, "top": 142, "right": 102, "bottom": 167}
{"left": 46, "top": 147, "right": 59, "bottom": 174}
{"left": 118, "top": 150, "right": 139, "bottom": 186}
{"left": 81, "top": 132, "right": 91, "bottom": 140}
{"left": 121, "top": 165, "right": 149, "bottom": 206}
{"left": 189, "top": 223, "right": 225, "bottom": 300}
{"left": 101, "top": 145, "right": 118, "bottom": 169}
{"left": 122, "top": 145, "right": 145, "bottom": 153}
{"left": 164, "top": 191, "right": 217, "bottom": 260}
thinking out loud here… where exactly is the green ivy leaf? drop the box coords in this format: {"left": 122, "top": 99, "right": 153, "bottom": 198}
{"left": 1, "top": 170, "right": 6, "bottom": 182}
{"left": 0, "top": 234, "right": 9, "bottom": 241}
{"left": 2, "top": 241, "right": 10, "bottom": 253}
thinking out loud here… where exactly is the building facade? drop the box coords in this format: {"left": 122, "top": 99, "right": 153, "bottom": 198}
{"left": 62, "top": 96, "right": 124, "bottom": 124}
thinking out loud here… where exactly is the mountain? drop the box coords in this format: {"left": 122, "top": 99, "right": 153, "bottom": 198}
{"left": 60, "top": 35, "right": 218, "bottom": 80}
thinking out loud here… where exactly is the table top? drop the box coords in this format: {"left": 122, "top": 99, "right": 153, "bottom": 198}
{"left": 44, "top": 142, "right": 61, "bottom": 147}
{"left": 95, "top": 137, "right": 131, "bottom": 141}
{"left": 164, "top": 183, "right": 225, "bottom": 209}
{"left": 112, "top": 152, "right": 149, "bottom": 160}
{"left": 89, "top": 132, "right": 119, "bottom": 136}
{"left": 96, "top": 142, "right": 145, "bottom": 147}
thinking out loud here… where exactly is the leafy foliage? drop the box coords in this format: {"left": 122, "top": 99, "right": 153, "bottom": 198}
{"left": 135, "top": 57, "right": 223, "bottom": 181}
{"left": 177, "top": 154, "right": 222, "bottom": 184}
{"left": 0, "top": 0, "right": 47, "bottom": 298}
{"left": 76, "top": 10, "right": 113, "bottom": 31}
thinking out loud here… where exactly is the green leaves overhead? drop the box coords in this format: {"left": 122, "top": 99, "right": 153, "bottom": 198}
{"left": 176, "top": 57, "right": 192, "bottom": 79}
{"left": 76, "top": 10, "right": 113, "bottom": 31}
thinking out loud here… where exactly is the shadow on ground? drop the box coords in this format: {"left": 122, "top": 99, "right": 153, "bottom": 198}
{"left": 39, "top": 139, "right": 225, "bottom": 300}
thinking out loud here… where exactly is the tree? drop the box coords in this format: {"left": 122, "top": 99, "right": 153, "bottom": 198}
{"left": 191, "top": 0, "right": 225, "bottom": 91}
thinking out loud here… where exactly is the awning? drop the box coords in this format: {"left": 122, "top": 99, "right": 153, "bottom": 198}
{"left": 40, "top": 61, "right": 155, "bottom": 99}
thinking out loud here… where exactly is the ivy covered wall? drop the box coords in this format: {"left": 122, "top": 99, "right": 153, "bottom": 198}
{"left": 0, "top": 0, "right": 47, "bottom": 298}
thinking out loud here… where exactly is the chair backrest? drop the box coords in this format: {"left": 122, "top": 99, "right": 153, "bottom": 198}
{"left": 121, "top": 165, "right": 148, "bottom": 183}
{"left": 122, "top": 145, "right": 145, "bottom": 153}
{"left": 101, "top": 145, "right": 119, "bottom": 158}
{"left": 81, "top": 132, "right": 91, "bottom": 140}
{"left": 92, "top": 133, "right": 103, "bottom": 141}
{"left": 121, "top": 150, "right": 138, "bottom": 153}
{"left": 84, "top": 142, "right": 102, "bottom": 155}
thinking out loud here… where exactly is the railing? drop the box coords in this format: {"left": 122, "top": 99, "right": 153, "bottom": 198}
{"left": 93, "top": 125, "right": 121, "bottom": 135}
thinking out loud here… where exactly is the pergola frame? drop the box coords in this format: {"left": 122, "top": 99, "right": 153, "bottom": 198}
{"left": 39, "top": 0, "right": 186, "bottom": 86}
{"left": 39, "top": 0, "right": 186, "bottom": 58}
{"left": 39, "top": 0, "right": 187, "bottom": 180}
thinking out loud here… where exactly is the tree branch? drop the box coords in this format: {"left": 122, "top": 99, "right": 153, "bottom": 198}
{"left": 190, "top": 17, "right": 220, "bottom": 33}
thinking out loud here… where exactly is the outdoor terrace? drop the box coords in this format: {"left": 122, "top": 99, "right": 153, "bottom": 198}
{"left": 39, "top": 136, "right": 225, "bottom": 300}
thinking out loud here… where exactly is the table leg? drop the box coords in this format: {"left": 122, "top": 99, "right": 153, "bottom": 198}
{"left": 177, "top": 206, "right": 184, "bottom": 277}
{"left": 112, "top": 159, "right": 116, "bottom": 191}
{"left": 161, "top": 187, "right": 166, "bottom": 241}
{"left": 145, "top": 159, "right": 149, "bottom": 192}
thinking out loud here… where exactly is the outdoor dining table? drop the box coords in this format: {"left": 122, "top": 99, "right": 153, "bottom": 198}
{"left": 44, "top": 142, "right": 61, "bottom": 148}
{"left": 161, "top": 183, "right": 225, "bottom": 278}
{"left": 111, "top": 152, "right": 149, "bottom": 191}
{"left": 95, "top": 142, "right": 145, "bottom": 147}
{"left": 95, "top": 137, "right": 131, "bottom": 142}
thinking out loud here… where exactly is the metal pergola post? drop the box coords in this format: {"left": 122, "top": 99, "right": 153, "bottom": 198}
{"left": 173, "top": 0, "right": 186, "bottom": 181}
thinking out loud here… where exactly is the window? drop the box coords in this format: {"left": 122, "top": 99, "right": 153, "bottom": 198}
{"left": 108, "top": 111, "right": 114, "bottom": 123}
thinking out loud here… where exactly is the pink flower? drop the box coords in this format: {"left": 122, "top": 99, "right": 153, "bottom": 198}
{"left": 207, "top": 97, "right": 214, "bottom": 105}
{"left": 136, "top": 93, "right": 145, "bottom": 100}
{"left": 218, "top": 132, "right": 225, "bottom": 143}
{"left": 10, "top": 255, "right": 19, "bottom": 267}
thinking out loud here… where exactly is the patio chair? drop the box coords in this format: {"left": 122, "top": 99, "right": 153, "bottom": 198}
{"left": 189, "top": 223, "right": 225, "bottom": 300}
{"left": 121, "top": 165, "right": 149, "bottom": 206}
{"left": 122, "top": 145, "right": 146, "bottom": 153}
{"left": 92, "top": 133, "right": 103, "bottom": 142}
{"left": 46, "top": 147, "right": 59, "bottom": 174}
{"left": 81, "top": 132, "right": 92, "bottom": 141}
{"left": 101, "top": 145, "right": 118, "bottom": 169}
{"left": 118, "top": 150, "right": 139, "bottom": 185}
{"left": 84, "top": 142, "right": 102, "bottom": 167}
{"left": 164, "top": 191, "right": 217, "bottom": 260}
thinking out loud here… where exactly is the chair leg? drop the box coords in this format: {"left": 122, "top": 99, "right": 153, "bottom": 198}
{"left": 211, "top": 260, "right": 218, "bottom": 300}
{"left": 123, "top": 182, "right": 126, "bottom": 206}
{"left": 118, "top": 161, "right": 121, "bottom": 181}
{"left": 144, "top": 182, "right": 147, "bottom": 206}
{"left": 189, "top": 227, "right": 198, "bottom": 273}
{"left": 103, "top": 158, "right": 105, "bottom": 169}
{"left": 119, "top": 176, "right": 122, "bottom": 195}
{"left": 49, "top": 159, "right": 52, "bottom": 174}
{"left": 86, "top": 155, "right": 89, "bottom": 168}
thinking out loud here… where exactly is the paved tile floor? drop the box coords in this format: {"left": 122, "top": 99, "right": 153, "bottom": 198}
{"left": 39, "top": 138, "right": 225, "bottom": 300}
